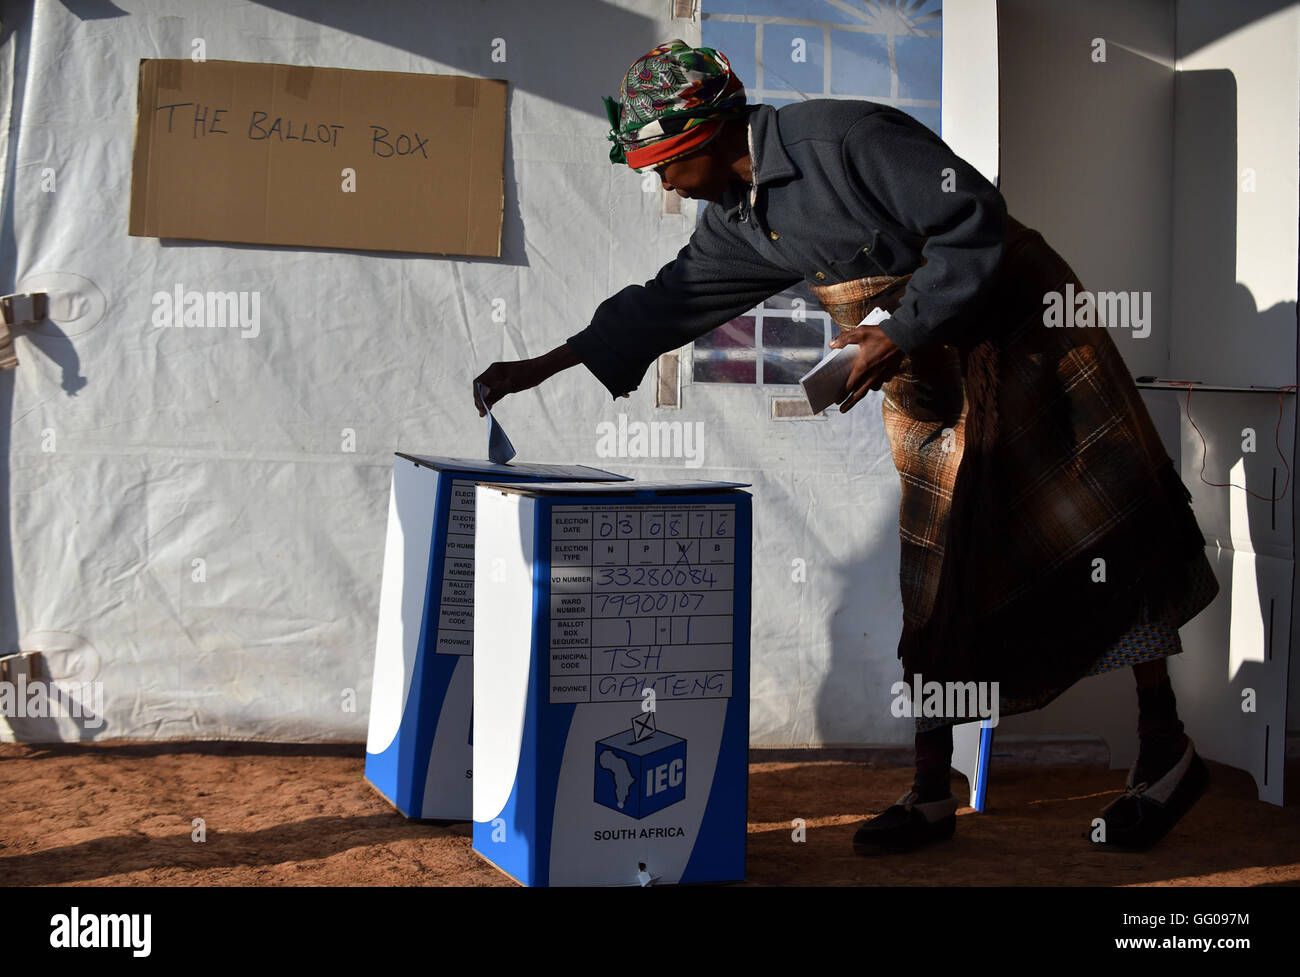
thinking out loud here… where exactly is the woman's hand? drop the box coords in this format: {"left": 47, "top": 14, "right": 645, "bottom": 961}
{"left": 827, "top": 324, "right": 907, "bottom": 413}
{"left": 472, "top": 343, "right": 583, "bottom": 416}
{"left": 473, "top": 360, "right": 546, "bottom": 416}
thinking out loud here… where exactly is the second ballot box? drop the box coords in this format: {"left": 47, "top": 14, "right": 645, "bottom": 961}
{"left": 364, "top": 454, "right": 628, "bottom": 820}
{"left": 471, "top": 479, "right": 752, "bottom": 885}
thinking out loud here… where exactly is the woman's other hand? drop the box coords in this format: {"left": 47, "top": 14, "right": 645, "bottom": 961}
{"left": 827, "top": 325, "right": 907, "bottom": 413}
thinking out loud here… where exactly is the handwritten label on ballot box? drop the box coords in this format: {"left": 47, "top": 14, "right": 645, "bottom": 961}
{"left": 472, "top": 481, "right": 752, "bottom": 886}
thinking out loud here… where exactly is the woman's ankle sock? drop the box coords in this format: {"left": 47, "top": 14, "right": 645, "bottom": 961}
{"left": 1134, "top": 675, "right": 1189, "bottom": 786}
{"left": 912, "top": 724, "right": 954, "bottom": 802}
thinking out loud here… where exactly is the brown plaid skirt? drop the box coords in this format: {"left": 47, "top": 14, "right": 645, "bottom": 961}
{"left": 810, "top": 216, "right": 1218, "bottom": 702}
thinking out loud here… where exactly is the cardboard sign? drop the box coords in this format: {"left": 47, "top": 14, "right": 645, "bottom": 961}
{"left": 129, "top": 59, "right": 506, "bottom": 256}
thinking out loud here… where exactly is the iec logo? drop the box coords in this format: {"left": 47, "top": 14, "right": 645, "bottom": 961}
{"left": 594, "top": 713, "right": 686, "bottom": 819}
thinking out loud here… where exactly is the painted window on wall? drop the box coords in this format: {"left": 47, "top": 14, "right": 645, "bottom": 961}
{"left": 692, "top": 0, "right": 943, "bottom": 386}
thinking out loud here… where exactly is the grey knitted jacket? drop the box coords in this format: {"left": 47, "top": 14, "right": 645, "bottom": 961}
{"left": 566, "top": 98, "right": 1008, "bottom": 399}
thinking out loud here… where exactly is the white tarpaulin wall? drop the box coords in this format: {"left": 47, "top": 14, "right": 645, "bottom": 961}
{"left": 0, "top": 0, "right": 942, "bottom": 745}
{"left": 2, "top": 0, "right": 1295, "bottom": 770}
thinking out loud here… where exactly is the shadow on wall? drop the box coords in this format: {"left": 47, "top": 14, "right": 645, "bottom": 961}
{"left": 1170, "top": 63, "right": 1296, "bottom": 754}
{"left": 60, "top": 0, "right": 663, "bottom": 124}
{"left": 249, "top": 0, "right": 662, "bottom": 119}
{"left": 65, "top": 0, "right": 668, "bottom": 271}
{"left": 1172, "top": 68, "right": 1296, "bottom": 383}
{"left": 789, "top": 463, "right": 905, "bottom": 747}
{"left": 815, "top": 518, "right": 912, "bottom": 747}
{"left": 246, "top": 0, "right": 664, "bottom": 270}
{"left": 0, "top": 646, "right": 106, "bottom": 742}
{"left": 254, "top": 0, "right": 666, "bottom": 267}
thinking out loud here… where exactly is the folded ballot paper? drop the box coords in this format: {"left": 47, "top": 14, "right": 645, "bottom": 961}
{"left": 799, "top": 307, "right": 893, "bottom": 414}
{"left": 476, "top": 382, "right": 517, "bottom": 464}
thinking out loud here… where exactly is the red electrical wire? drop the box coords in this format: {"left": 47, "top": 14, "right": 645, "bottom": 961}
{"left": 1166, "top": 381, "right": 1298, "bottom": 503}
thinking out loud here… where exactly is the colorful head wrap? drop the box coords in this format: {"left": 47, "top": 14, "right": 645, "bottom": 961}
{"left": 603, "top": 39, "right": 748, "bottom": 171}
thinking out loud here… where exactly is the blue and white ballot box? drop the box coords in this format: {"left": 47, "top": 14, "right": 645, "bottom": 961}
{"left": 364, "top": 454, "right": 629, "bottom": 820}
{"left": 472, "top": 480, "right": 752, "bottom": 886}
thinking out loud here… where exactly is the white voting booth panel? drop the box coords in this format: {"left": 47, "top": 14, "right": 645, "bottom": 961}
{"left": 988, "top": 0, "right": 1300, "bottom": 807}
{"left": 941, "top": 0, "right": 1000, "bottom": 810}
{"left": 472, "top": 481, "right": 751, "bottom": 886}
{"left": 364, "top": 455, "right": 628, "bottom": 820}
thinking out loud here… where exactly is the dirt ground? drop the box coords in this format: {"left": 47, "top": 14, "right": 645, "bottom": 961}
{"left": 2, "top": 738, "right": 1297, "bottom": 886}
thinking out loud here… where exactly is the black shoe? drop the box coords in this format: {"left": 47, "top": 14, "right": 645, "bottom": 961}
{"left": 853, "top": 789, "right": 959, "bottom": 855}
{"left": 1091, "top": 738, "right": 1209, "bottom": 852}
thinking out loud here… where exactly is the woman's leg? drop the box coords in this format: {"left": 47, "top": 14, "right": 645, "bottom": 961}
{"left": 853, "top": 720, "right": 958, "bottom": 854}
{"left": 1132, "top": 657, "right": 1169, "bottom": 688}
{"left": 1090, "top": 654, "right": 1207, "bottom": 850}
{"left": 1131, "top": 657, "right": 1190, "bottom": 785}
{"left": 912, "top": 722, "right": 954, "bottom": 801}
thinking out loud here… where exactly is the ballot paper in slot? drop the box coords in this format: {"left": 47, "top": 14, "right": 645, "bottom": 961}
{"left": 799, "top": 306, "right": 893, "bottom": 413}
{"left": 364, "top": 453, "right": 630, "bottom": 820}
{"left": 475, "top": 382, "right": 516, "bottom": 464}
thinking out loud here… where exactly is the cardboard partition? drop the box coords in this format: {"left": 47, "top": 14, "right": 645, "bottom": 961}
{"left": 992, "top": 0, "right": 1299, "bottom": 805}
{"left": 941, "top": 0, "right": 1001, "bottom": 804}
{"left": 129, "top": 59, "right": 507, "bottom": 256}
